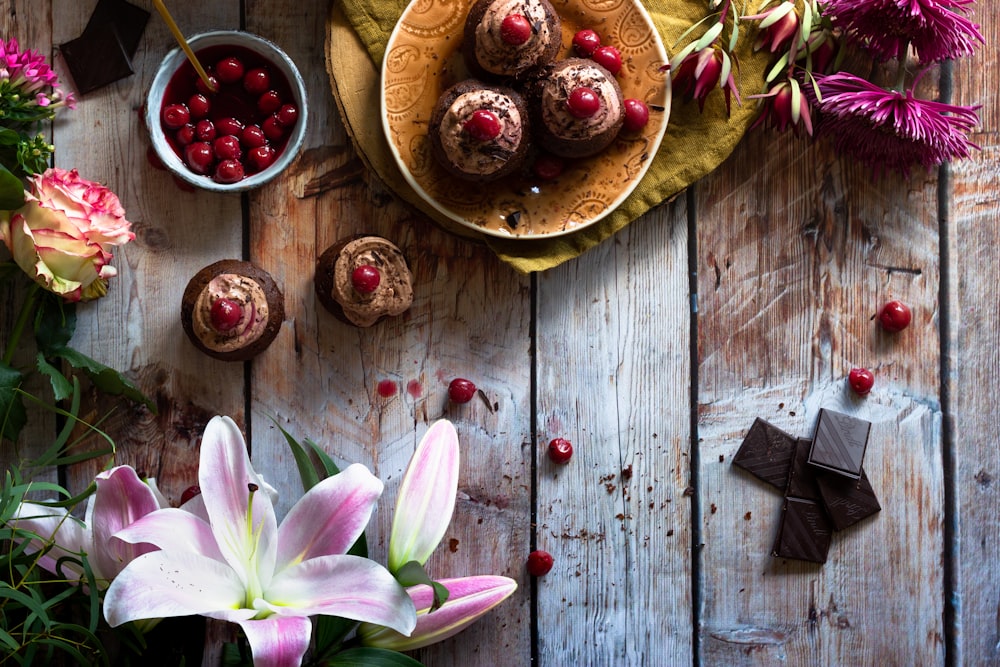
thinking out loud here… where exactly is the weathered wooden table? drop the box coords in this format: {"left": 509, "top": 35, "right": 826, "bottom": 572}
{"left": 2, "top": 0, "right": 998, "bottom": 665}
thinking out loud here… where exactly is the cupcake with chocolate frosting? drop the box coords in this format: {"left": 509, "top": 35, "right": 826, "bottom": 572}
{"left": 181, "top": 260, "right": 285, "bottom": 361}
{"left": 528, "top": 58, "right": 625, "bottom": 158}
{"left": 428, "top": 80, "right": 530, "bottom": 182}
{"left": 315, "top": 236, "right": 413, "bottom": 327}
{"left": 462, "top": 0, "right": 561, "bottom": 81}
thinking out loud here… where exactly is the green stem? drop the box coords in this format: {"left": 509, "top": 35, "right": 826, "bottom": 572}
{"left": 894, "top": 41, "right": 911, "bottom": 91}
{"left": 3, "top": 282, "right": 40, "bottom": 366}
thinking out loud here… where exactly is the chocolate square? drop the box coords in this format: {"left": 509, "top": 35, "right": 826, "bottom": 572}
{"left": 808, "top": 409, "right": 871, "bottom": 479}
{"left": 732, "top": 418, "right": 797, "bottom": 491}
{"left": 771, "top": 496, "right": 833, "bottom": 563}
{"left": 59, "top": 22, "right": 133, "bottom": 95}
{"left": 816, "top": 468, "right": 881, "bottom": 530}
{"left": 785, "top": 438, "right": 820, "bottom": 501}
{"left": 84, "top": 0, "right": 150, "bottom": 58}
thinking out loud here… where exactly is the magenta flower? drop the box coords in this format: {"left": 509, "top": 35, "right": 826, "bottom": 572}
{"left": 812, "top": 72, "right": 980, "bottom": 176}
{"left": 743, "top": 1, "right": 803, "bottom": 54}
{"left": 0, "top": 38, "right": 75, "bottom": 117}
{"left": 670, "top": 43, "right": 741, "bottom": 114}
{"left": 750, "top": 78, "right": 814, "bottom": 135}
{"left": 823, "top": 0, "right": 984, "bottom": 63}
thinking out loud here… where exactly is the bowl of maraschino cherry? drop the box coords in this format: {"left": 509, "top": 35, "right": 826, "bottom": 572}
{"left": 146, "top": 31, "right": 307, "bottom": 192}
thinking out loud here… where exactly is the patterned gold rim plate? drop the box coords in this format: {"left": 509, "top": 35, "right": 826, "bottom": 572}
{"left": 380, "top": 0, "right": 671, "bottom": 239}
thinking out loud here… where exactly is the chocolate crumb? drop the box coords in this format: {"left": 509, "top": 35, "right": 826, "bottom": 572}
{"left": 710, "top": 503, "right": 718, "bottom": 514}
{"left": 666, "top": 529, "right": 674, "bottom": 537}
{"left": 621, "top": 465, "right": 633, "bottom": 480}
{"left": 719, "top": 455, "right": 725, "bottom": 463}
{"left": 682, "top": 486, "right": 694, "bottom": 497}
{"left": 744, "top": 511, "right": 752, "bottom": 520}
{"left": 448, "top": 538, "right": 459, "bottom": 553}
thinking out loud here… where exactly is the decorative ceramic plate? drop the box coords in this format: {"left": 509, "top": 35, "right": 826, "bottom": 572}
{"left": 380, "top": 0, "right": 671, "bottom": 239}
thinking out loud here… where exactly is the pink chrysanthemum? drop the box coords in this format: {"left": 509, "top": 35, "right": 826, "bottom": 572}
{"left": 823, "top": 0, "right": 984, "bottom": 63}
{"left": 812, "top": 72, "right": 980, "bottom": 176}
{"left": 0, "top": 37, "right": 75, "bottom": 119}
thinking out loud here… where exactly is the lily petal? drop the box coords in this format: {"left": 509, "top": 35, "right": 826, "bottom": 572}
{"left": 276, "top": 463, "right": 382, "bottom": 571}
{"left": 198, "top": 416, "right": 278, "bottom": 594}
{"left": 236, "top": 616, "right": 312, "bottom": 667}
{"left": 103, "top": 551, "right": 247, "bottom": 627}
{"left": 388, "top": 420, "right": 460, "bottom": 572}
{"left": 10, "top": 504, "right": 86, "bottom": 580}
{"left": 87, "top": 466, "right": 164, "bottom": 581}
{"left": 359, "top": 575, "right": 518, "bottom": 651}
{"left": 114, "top": 508, "right": 224, "bottom": 561}
{"left": 263, "top": 554, "right": 416, "bottom": 635}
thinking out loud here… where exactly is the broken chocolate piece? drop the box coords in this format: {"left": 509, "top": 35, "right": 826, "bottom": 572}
{"left": 807, "top": 408, "right": 871, "bottom": 479}
{"left": 785, "top": 438, "right": 821, "bottom": 501}
{"left": 732, "top": 418, "right": 798, "bottom": 491}
{"left": 59, "top": 22, "right": 133, "bottom": 95}
{"left": 816, "top": 468, "right": 881, "bottom": 530}
{"left": 84, "top": 0, "right": 150, "bottom": 58}
{"left": 771, "top": 496, "right": 833, "bottom": 564}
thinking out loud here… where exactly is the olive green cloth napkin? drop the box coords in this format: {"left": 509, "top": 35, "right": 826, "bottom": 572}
{"left": 332, "top": 0, "right": 768, "bottom": 272}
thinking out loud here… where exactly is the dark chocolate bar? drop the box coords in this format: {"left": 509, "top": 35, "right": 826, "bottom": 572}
{"left": 816, "top": 468, "right": 881, "bottom": 530}
{"left": 807, "top": 409, "right": 871, "bottom": 479}
{"left": 84, "top": 0, "right": 150, "bottom": 58}
{"left": 732, "top": 418, "right": 798, "bottom": 490}
{"left": 59, "top": 22, "right": 133, "bottom": 95}
{"left": 771, "top": 496, "right": 833, "bottom": 564}
{"left": 785, "top": 438, "right": 821, "bottom": 501}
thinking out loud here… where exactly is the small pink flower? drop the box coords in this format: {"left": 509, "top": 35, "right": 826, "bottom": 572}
{"left": 750, "top": 79, "right": 814, "bottom": 135}
{"left": 812, "top": 72, "right": 980, "bottom": 176}
{"left": 823, "top": 0, "right": 984, "bottom": 63}
{"left": 0, "top": 168, "right": 134, "bottom": 302}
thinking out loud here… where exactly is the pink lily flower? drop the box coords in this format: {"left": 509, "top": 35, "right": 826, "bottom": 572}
{"left": 10, "top": 466, "right": 168, "bottom": 587}
{"left": 358, "top": 575, "right": 518, "bottom": 651}
{"left": 387, "top": 419, "right": 460, "bottom": 573}
{"left": 103, "top": 416, "right": 416, "bottom": 667}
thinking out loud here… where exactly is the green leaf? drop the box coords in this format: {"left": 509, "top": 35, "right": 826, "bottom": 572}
{"left": 0, "top": 361, "right": 27, "bottom": 442}
{"left": 273, "top": 420, "right": 322, "bottom": 492}
{"left": 0, "top": 626, "right": 20, "bottom": 651}
{"left": 0, "top": 163, "right": 24, "bottom": 210}
{"left": 394, "top": 561, "right": 449, "bottom": 611}
{"left": 46, "top": 346, "right": 155, "bottom": 412}
{"left": 35, "top": 353, "right": 73, "bottom": 401}
{"left": 33, "top": 294, "right": 75, "bottom": 353}
{"left": 323, "top": 647, "right": 425, "bottom": 667}
{"left": 312, "top": 615, "right": 359, "bottom": 661}
{"left": 0, "top": 128, "right": 22, "bottom": 146}
{"left": 0, "top": 583, "right": 51, "bottom": 627}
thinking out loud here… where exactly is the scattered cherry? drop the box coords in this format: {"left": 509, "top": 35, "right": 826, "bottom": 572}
{"left": 214, "top": 159, "right": 245, "bottom": 184}
{"left": 448, "top": 378, "right": 477, "bottom": 404}
{"left": 532, "top": 153, "right": 564, "bottom": 180}
{"left": 878, "top": 300, "right": 911, "bottom": 332}
{"left": 622, "top": 98, "right": 650, "bottom": 132}
{"left": 195, "top": 74, "right": 220, "bottom": 96}
{"left": 175, "top": 124, "right": 196, "bottom": 146}
{"left": 215, "top": 117, "right": 244, "bottom": 137}
{"left": 243, "top": 68, "right": 271, "bottom": 95}
{"left": 195, "top": 119, "right": 217, "bottom": 142}
{"left": 180, "top": 485, "right": 201, "bottom": 505}
{"left": 547, "top": 438, "right": 573, "bottom": 464}
{"left": 567, "top": 87, "right": 601, "bottom": 118}
{"left": 187, "top": 93, "right": 211, "bottom": 119}
{"left": 526, "top": 550, "right": 554, "bottom": 577}
{"left": 246, "top": 145, "right": 277, "bottom": 171}
{"left": 241, "top": 125, "right": 267, "bottom": 148}
{"left": 351, "top": 265, "right": 381, "bottom": 293}
{"left": 213, "top": 135, "right": 242, "bottom": 161}
{"left": 572, "top": 29, "right": 601, "bottom": 57}
{"left": 275, "top": 104, "right": 299, "bottom": 127}
{"left": 848, "top": 368, "right": 874, "bottom": 396}
{"left": 592, "top": 45, "right": 622, "bottom": 75}
{"left": 463, "top": 109, "right": 502, "bottom": 141}
{"left": 258, "top": 90, "right": 283, "bottom": 114}
{"left": 210, "top": 297, "right": 243, "bottom": 331}
{"left": 184, "top": 142, "right": 215, "bottom": 174}
{"left": 215, "top": 56, "right": 245, "bottom": 84}
{"left": 162, "top": 103, "right": 191, "bottom": 129}
{"left": 500, "top": 14, "right": 533, "bottom": 45}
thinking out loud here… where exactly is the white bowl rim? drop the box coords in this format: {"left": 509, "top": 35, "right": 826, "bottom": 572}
{"left": 146, "top": 30, "right": 308, "bottom": 193}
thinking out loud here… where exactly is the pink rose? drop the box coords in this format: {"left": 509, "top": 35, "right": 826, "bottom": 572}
{"left": 0, "top": 167, "right": 134, "bottom": 302}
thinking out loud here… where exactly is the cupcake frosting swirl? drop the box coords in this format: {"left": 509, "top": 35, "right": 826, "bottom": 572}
{"left": 539, "top": 60, "right": 624, "bottom": 140}
{"left": 437, "top": 90, "right": 525, "bottom": 177}
{"left": 191, "top": 274, "right": 270, "bottom": 353}
{"left": 474, "top": 0, "right": 558, "bottom": 76}
{"left": 331, "top": 237, "right": 414, "bottom": 327}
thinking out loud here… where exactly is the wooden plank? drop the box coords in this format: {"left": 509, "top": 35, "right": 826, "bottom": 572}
{"left": 949, "top": 2, "right": 1000, "bottom": 662}
{"left": 245, "top": 2, "right": 534, "bottom": 664}
{"left": 696, "top": 120, "right": 944, "bottom": 663}
{"left": 535, "top": 201, "right": 693, "bottom": 664}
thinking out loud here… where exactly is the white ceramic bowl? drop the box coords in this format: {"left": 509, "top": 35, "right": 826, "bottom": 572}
{"left": 146, "top": 31, "right": 307, "bottom": 192}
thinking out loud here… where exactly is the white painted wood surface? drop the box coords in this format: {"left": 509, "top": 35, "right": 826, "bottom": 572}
{"left": 1, "top": 0, "right": 996, "bottom": 665}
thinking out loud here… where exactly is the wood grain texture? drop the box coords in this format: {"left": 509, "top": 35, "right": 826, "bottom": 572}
{"left": 949, "top": 2, "right": 1000, "bottom": 664}
{"left": 696, "top": 114, "right": 944, "bottom": 664}
{"left": 536, "top": 201, "right": 693, "bottom": 665}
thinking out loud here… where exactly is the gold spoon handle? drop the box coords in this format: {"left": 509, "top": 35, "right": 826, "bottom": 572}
{"left": 152, "top": 0, "right": 217, "bottom": 93}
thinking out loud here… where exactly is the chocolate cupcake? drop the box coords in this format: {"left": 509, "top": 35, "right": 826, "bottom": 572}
{"left": 462, "top": 0, "right": 561, "bottom": 81}
{"left": 315, "top": 236, "right": 413, "bottom": 327}
{"left": 181, "top": 260, "right": 285, "bottom": 361}
{"left": 528, "top": 58, "right": 625, "bottom": 158}
{"left": 428, "top": 80, "right": 530, "bottom": 182}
